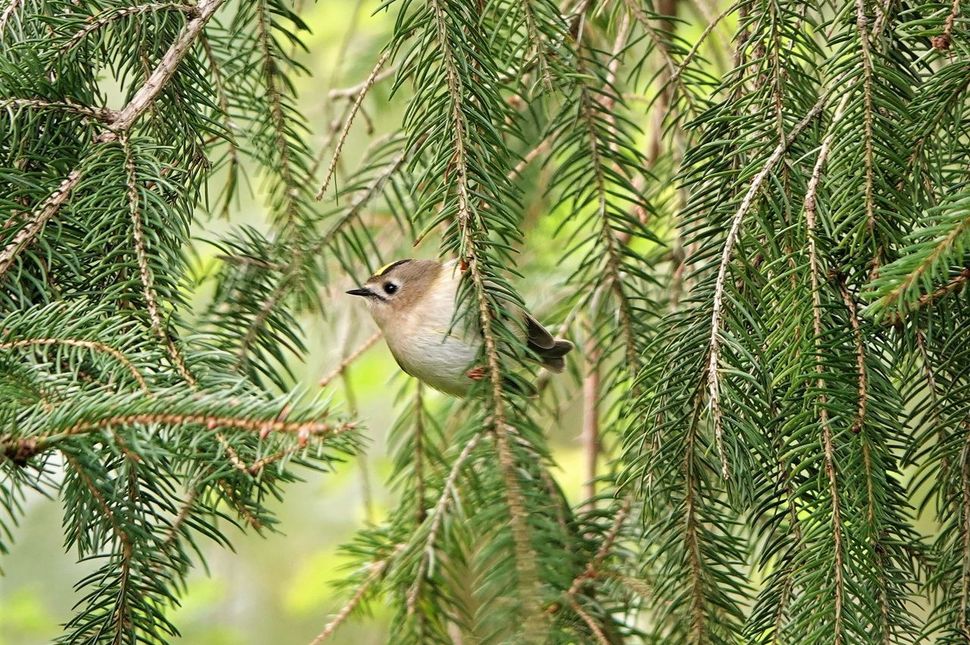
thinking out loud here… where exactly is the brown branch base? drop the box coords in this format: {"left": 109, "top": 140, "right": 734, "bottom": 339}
{"left": 1, "top": 437, "right": 39, "bottom": 466}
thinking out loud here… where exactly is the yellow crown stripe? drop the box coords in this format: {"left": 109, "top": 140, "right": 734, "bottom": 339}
{"left": 375, "top": 261, "right": 398, "bottom": 276}
{"left": 374, "top": 259, "right": 411, "bottom": 277}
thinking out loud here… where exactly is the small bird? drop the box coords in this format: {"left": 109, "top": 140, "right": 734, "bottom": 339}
{"left": 347, "top": 259, "right": 573, "bottom": 396}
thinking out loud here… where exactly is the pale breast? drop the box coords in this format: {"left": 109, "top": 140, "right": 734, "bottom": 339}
{"left": 382, "top": 266, "right": 481, "bottom": 395}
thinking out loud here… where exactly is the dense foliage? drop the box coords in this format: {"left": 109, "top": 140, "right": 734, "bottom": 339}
{"left": 1, "top": 0, "right": 969, "bottom": 642}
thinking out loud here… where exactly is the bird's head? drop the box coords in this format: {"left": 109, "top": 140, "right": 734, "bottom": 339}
{"left": 346, "top": 259, "right": 442, "bottom": 327}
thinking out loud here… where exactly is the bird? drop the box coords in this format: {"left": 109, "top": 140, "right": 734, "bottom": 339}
{"left": 347, "top": 258, "right": 573, "bottom": 396}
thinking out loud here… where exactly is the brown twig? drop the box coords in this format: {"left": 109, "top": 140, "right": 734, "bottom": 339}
{"left": 508, "top": 135, "right": 552, "bottom": 180}
{"left": 0, "top": 98, "right": 118, "bottom": 123}
{"left": 309, "top": 546, "right": 402, "bottom": 644}
{"left": 407, "top": 432, "right": 483, "bottom": 613}
{"left": 318, "top": 331, "right": 382, "bottom": 388}
{"left": 100, "top": 0, "right": 226, "bottom": 137}
{"left": 0, "top": 0, "right": 21, "bottom": 34}
{"left": 217, "top": 480, "right": 264, "bottom": 531}
{"left": 883, "top": 266, "right": 970, "bottom": 322}
{"left": 413, "top": 382, "right": 427, "bottom": 524}
{"left": 933, "top": 0, "right": 960, "bottom": 50}
{"left": 60, "top": 3, "right": 196, "bottom": 54}
{"left": 961, "top": 438, "right": 970, "bottom": 639}
{"left": 581, "top": 328, "right": 601, "bottom": 510}
{"left": 573, "top": 13, "right": 641, "bottom": 379}
{"left": 569, "top": 599, "right": 611, "bottom": 645}
{"left": 200, "top": 32, "right": 241, "bottom": 218}
{"left": 836, "top": 278, "right": 868, "bottom": 434}
{"left": 315, "top": 50, "right": 391, "bottom": 200}
{"left": 2, "top": 416, "right": 355, "bottom": 462}
{"left": 550, "top": 498, "right": 631, "bottom": 614}
{"left": 429, "top": 0, "right": 542, "bottom": 631}
{"left": 855, "top": 0, "right": 877, "bottom": 234}
{"left": 803, "top": 96, "right": 849, "bottom": 643}
{"left": 162, "top": 489, "right": 197, "bottom": 550}
{"left": 327, "top": 67, "right": 397, "bottom": 99}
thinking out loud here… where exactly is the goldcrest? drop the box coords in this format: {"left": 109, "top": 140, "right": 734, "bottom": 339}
{"left": 347, "top": 259, "right": 573, "bottom": 396}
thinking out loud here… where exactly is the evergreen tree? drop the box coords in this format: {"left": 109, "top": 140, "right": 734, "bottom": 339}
{"left": 1, "top": 0, "right": 968, "bottom": 642}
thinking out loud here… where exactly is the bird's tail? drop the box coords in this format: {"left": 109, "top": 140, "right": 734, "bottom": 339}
{"left": 537, "top": 339, "right": 574, "bottom": 373}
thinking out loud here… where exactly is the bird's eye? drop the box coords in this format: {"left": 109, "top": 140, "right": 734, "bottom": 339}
{"left": 383, "top": 282, "right": 398, "bottom": 295}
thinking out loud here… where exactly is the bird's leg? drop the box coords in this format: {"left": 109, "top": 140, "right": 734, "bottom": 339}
{"left": 466, "top": 365, "right": 486, "bottom": 381}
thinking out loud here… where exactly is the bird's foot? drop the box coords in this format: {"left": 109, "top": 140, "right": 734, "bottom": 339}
{"left": 466, "top": 366, "right": 486, "bottom": 381}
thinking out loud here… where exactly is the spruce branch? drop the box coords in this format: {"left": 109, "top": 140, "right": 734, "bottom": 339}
{"left": 0, "top": 99, "right": 117, "bottom": 123}
{"left": 622, "top": 0, "right": 703, "bottom": 120}
{"left": 254, "top": 0, "right": 300, "bottom": 227}
{"left": 581, "top": 325, "right": 601, "bottom": 508}
{"left": 556, "top": 9, "right": 649, "bottom": 386}
{"left": 804, "top": 107, "right": 848, "bottom": 645}
{"left": 309, "top": 548, "right": 398, "bottom": 644}
{"left": 552, "top": 498, "right": 631, "bottom": 614}
{"left": 568, "top": 599, "right": 612, "bottom": 645}
{"left": 836, "top": 277, "right": 868, "bottom": 434}
{"left": 0, "top": 0, "right": 21, "bottom": 34}
{"left": 318, "top": 331, "right": 382, "bottom": 388}
{"left": 406, "top": 431, "right": 483, "bottom": 614}
{"left": 422, "top": 0, "right": 543, "bottom": 630}
{"left": 666, "top": 2, "right": 733, "bottom": 98}
{"left": 327, "top": 66, "right": 397, "bottom": 99}
{"left": 886, "top": 267, "right": 970, "bottom": 323}
{"left": 235, "top": 138, "right": 407, "bottom": 375}
{"left": 933, "top": 0, "right": 961, "bottom": 51}
{"left": 10, "top": 414, "right": 354, "bottom": 456}
{"left": 199, "top": 32, "right": 241, "bottom": 219}
{"left": 60, "top": 3, "right": 198, "bottom": 54}
{"left": 868, "top": 209, "right": 970, "bottom": 314}
{"left": 854, "top": 0, "right": 877, "bottom": 235}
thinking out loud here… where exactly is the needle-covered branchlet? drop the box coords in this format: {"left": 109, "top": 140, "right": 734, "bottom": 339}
{"left": 0, "top": 337, "right": 148, "bottom": 392}
{"left": 803, "top": 94, "right": 850, "bottom": 642}
{"left": 2, "top": 415, "right": 355, "bottom": 465}
{"left": 0, "top": 171, "right": 81, "bottom": 279}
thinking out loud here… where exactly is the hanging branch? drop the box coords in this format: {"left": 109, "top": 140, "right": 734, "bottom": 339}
{"left": 707, "top": 78, "right": 843, "bottom": 480}
{"left": 854, "top": 0, "right": 877, "bottom": 235}
{"left": 803, "top": 96, "right": 849, "bottom": 643}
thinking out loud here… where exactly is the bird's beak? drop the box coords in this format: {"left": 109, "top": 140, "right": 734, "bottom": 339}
{"left": 346, "top": 287, "right": 373, "bottom": 297}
